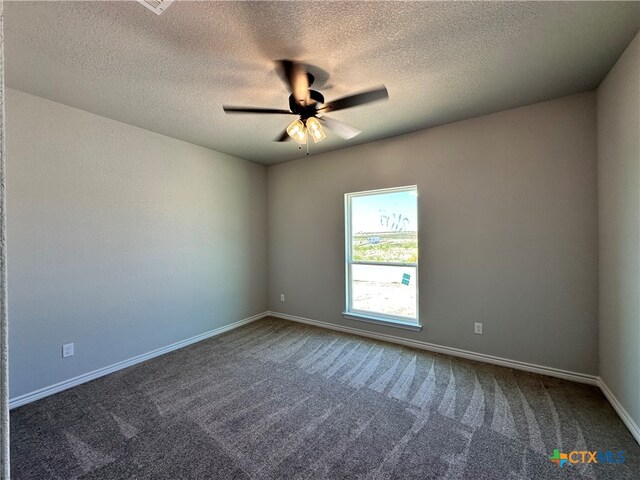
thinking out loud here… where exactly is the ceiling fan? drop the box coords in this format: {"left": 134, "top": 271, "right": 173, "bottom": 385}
{"left": 223, "top": 60, "right": 388, "bottom": 147}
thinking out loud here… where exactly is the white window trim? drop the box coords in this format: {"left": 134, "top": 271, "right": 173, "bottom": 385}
{"left": 344, "top": 185, "right": 421, "bottom": 330}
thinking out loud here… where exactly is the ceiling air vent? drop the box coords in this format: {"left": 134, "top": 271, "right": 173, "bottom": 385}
{"left": 137, "top": 0, "right": 174, "bottom": 15}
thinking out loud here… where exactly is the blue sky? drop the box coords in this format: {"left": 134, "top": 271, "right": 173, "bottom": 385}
{"left": 351, "top": 189, "right": 417, "bottom": 234}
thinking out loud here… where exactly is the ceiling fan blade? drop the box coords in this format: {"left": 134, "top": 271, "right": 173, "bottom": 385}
{"left": 318, "top": 116, "right": 361, "bottom": 140}
{"left": 275, "top": 129, "right": 291, "bottom": 142}
{"left": 223, "top": 106, "right": 294, "bottom": 114}
{"left": 319, "top": 85, "right": 388, "bottom": 113}
{"left": 277, "top": 59, "right": 310, "bottom": 106}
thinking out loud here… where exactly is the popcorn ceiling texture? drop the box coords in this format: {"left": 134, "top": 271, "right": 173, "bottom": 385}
{"left": 4, "top": 1, "right": 640, "bottom": 164}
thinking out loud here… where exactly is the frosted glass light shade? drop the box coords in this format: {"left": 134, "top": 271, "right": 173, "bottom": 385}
{"left": 306, "top": 117, "right": 326, "bottom": 143}
{"left": 286, "top": 119, "right": 307, "bottom": 144}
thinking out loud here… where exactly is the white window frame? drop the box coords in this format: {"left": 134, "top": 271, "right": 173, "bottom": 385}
{"left": 343, "top": 185, "right": 421, "bottom": 331}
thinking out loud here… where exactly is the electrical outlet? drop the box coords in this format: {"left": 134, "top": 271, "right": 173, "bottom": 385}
{"left": 280, "top": 294, "right": 285, "bottom": 302}
{"left": 474, "top": 323, "right": 483, "bottom": 335}
{"left": 62, "top": 343, "right": 74, "bottom": 358}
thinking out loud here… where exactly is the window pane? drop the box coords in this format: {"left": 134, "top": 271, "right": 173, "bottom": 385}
{"left": 351, "top": 190, "right": 417, "bottom": 264}
{"left": 351, "top": 264, "right": 417, "bottom": 319}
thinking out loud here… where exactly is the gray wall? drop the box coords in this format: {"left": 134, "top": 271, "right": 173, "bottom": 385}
{"left": 268, "top": 92, "right": 599, "bottom": 375}
{"left": 7, "top": 89, "right": 267, "bottom": 399}
{"left": 6, "top": 83, "right": 608, "bottom": 399}
{"left": 0, "top": 2, "right": 9, "bottom": 475}
{"left": 597, "top": 32, "right": 640, "bottom": 427}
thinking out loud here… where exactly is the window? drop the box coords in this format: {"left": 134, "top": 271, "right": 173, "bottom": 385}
{"left": 344, "top": 186, "right": 420, "bottom": 330}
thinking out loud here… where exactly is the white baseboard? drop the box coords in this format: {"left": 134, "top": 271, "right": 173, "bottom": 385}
{"left": 9, "top": 311, "right": 269, "bottom": 410}
{"left": 267, "top": 311, "right": 598, "bottom": 385}
{"left": 12, "top": 310, "right": 639, "bottom": 447}
{"left": 598, "top": 378, "right": 640, "bottom": 445}
{"left": 268, "top": 311, "right": 640, "bottom": 445}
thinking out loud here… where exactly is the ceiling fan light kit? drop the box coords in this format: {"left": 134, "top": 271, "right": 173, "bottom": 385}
{"left": 286, "top": 119, "right": 307, "bottom": 144}
{"left": 223, "top": 59, "right": 388, "bottom": 152}
{"left": 305, "top": 117, "right": 326, "bottom": 144}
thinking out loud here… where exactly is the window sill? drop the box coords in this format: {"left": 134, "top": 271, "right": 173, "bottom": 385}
{"left": 342, "top": 312, "right": 423, "bottom": 331}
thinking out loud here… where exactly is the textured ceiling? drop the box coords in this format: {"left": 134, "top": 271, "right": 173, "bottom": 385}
{"left": 6, "top": 1, "right": 640, "bottom": 165}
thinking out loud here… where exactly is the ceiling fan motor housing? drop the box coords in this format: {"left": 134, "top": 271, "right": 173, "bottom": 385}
{"left": 289, "top": 90, "right": 325, "bottom": 119}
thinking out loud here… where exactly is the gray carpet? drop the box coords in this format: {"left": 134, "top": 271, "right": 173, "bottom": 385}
{"left": 10, "top": 317, "right": 640, "bottom": 479}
